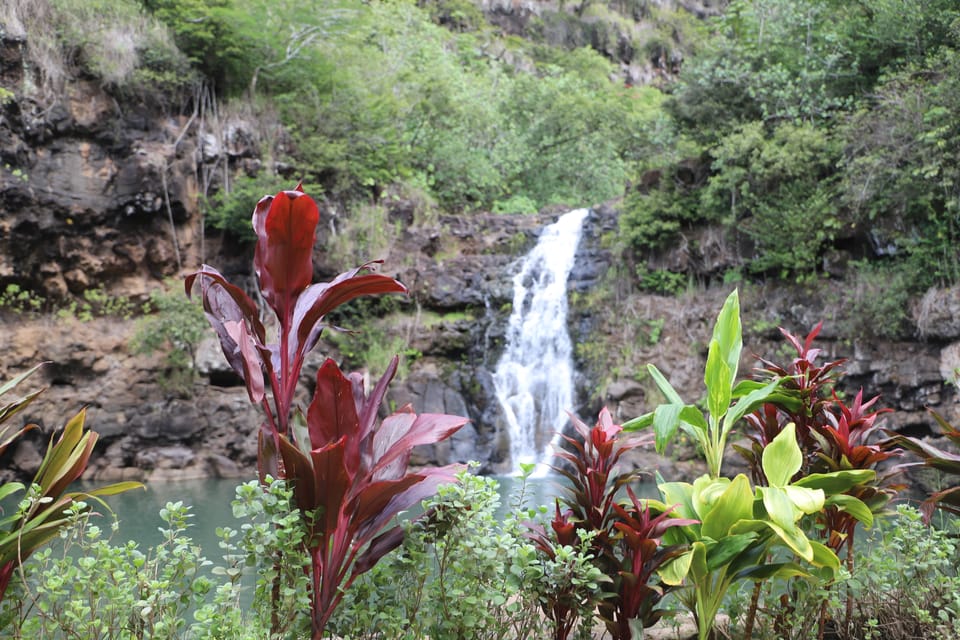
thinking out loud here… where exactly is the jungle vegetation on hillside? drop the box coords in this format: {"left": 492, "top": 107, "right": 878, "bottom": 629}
{"left": 4, "top": 0, "right": 960, "bottom": 313}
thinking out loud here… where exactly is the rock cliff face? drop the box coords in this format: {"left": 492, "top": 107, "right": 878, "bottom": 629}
{"left": 2, "top": 33, "right": 958, "bottom": 485}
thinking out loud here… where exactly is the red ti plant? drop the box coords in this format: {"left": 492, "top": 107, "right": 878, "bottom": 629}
{"left": 546, "top": 407, "right": 689, "bottom": 639}
{"left": 607, "top": 488, "right": 698, "bottom": 640}
{"left": 185, "top": 184, "right": 408, "bottom": 478}
{"left": 525, "top": 501, "right": 587, "bottom": 640}
{"left": 814, "top": 390, "right": 899, "bottom": 553}
{"left": 278, "top": 356, "right": 467, "bottom": 638}
{"left": 187, "top": 184, "right": 469, "bottom": 639}
{"left": 736, "top": 324, "right": 902, "bottom": 637}
{"left": 734, "top": 322, "right": 844, "bottom": 483}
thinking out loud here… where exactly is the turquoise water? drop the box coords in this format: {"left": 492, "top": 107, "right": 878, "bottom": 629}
{"left": 90, "top": 474, "right": 567, "bottom": 553}
{"left": 89, "top": 474, "right": 655, "bottom": 554}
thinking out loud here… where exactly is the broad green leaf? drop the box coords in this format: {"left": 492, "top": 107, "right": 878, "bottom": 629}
{"left": 760, "top": 486, "right": 797, "bottom": 530}
{"left": 704, "top": 532, "right": 760, "bottom": 571}
{"left": 731, "top": 381, "right": 802, "bottom": 412}
{"left": 690, "top": 541, "right": 708, "bottom": 582}
{"left": 809, "top": 540, "right": 841, "bottom": 574}
{"left": 793, "top": 469, "right": 876, "bottom": 494}
{"left": 735, "top": 561, "right": 809, "bottom": 582}
{"left": 0, "top": 482, "right": 24, "bottom": 503}
{"left": 647, "top": 364, "right": 684, "bottom": 405}
{"left": 784, "top": 486, "right": 825, "bottom": 515}
{"left": 622, "top": 411, "right": 654, "bottom": 432}
{"left": 711, "top": 289, "right": 742, "bottom": 381}
{"left": 659, "top": 549, "right": 693, "bottom": 586}
{"left": 825, "top": 494, "right": 874, "bottom": 527}
{"left": 702, "top": 474, "right": 754, "bottom": 539}
{"left": 653, "top": 403, "right": 682, "bottom": 453}
{"left": 678, "top": 405, "right": 709, "bottom": 433}
{"left": 724, "top": 377, "right": 783, "bottom": 434}
{"left": 762, "top": 423, "right": 802, "bottom": 488}
{"left": 691, "top": 475, "right": 729, "bottom": 520}
{"left": 658, "top": 481, "right": 697, "bottom": 523}
{"left": 755, "top": 518, "right": 813, "bottom": 562}
{"left": 705, "top": 343, "right": 732, "bottom": 422}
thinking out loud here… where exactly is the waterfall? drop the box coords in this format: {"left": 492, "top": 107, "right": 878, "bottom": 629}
{"left": 493, "top": 208, "right": 590, "bottom": 474}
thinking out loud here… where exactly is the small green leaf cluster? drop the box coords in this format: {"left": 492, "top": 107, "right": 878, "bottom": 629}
{"left": 727, "top": 505, "right": 960, "bottom": 639}
{"left": 0, "top": 284, "right": 136, "bottom": 321}
{"left": 2, "top": 478, "right": 311, "bottom": 639}
{"left": 0, "top": 284, "right": 45, "bottom": 315}
{"left": 130, "top": 283, "right": 210, "bottom": 393}
{"left": 843, "top": 505, "right": 960, "bottom": 639}
{"left": 330, "top": 469, "right": 604, "bottom": 640}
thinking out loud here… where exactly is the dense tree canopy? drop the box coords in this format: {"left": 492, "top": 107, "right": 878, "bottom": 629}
{"left": 20, "top": 0, "right": 960, "bottom": 298}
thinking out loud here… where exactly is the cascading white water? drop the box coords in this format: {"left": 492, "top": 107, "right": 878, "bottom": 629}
{"left": 493, "top": 208, "right": 589, "bottom": 474}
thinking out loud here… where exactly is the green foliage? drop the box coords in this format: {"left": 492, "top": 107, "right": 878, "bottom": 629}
{"left": 139, "top": 0, "right": 254, "bottom": 94}
{"left": 0, "top": 284, "right": 45, "bottom": 315}
{"left": 829, "top": 260, "right": 915, "bottom": 339}
{"left": 130, "top": 283, "right": 209, "bottom": 393}
{"left": 7, "top": 0, "right": 195, "bottom": 98}
{"left": 58, "top": 286, "right": 137, "bottom": 322}
{"left": 204, "top": 173, "right": 291, "bottom": 239}
{"left": 701, "top": 121, "right": 841, "bottom": 279}
{"left": 843, "top": 505, "right": 960, "bottom": 639}
{"left": 328, "top": 324, "right": 421, "bottom": 382}
{"left": 0, "top": 365, "right": 142, "bottom": 609}
{"left": 329, "top": 471, "right": 550, "bottom": 640}
{"left": 840, "top": 45, "right": 960, "bottom": 289}
{"left": 729, "top": 505, "right": 960, "bottom": 639}
{"left": 619, "top": 0, "right": 960, "bottom": 295}
{"left": 3, "top": 479, "right": 312, "bottom": 639}
{"left": 635, "top": 266, "right": 688, "bottom": 296}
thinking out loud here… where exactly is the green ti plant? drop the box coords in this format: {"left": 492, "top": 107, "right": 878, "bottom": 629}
{"left": 624, "top": 290, "right": 876, "bottom": 640}
{"left": 188, "top": 183, "right": 468, "bottom": 639}
{"left": 655, "top": 424, "right": 857, "bottom": 640}
{"left": 530, "top": 407, "right": 695, "bottom": 640}
{"left": 0, "top": 364, "right": 141, "bottom": 604}
{"left": 625, "top": 290, "right": 789, "bottom": 480}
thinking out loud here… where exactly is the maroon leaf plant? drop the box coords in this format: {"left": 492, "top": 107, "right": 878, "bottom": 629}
{"left": 534, "top": 407, "right": 693, "bottom": 640}
{"left": 187, "top": 185, "right": 468, "bottom": 639}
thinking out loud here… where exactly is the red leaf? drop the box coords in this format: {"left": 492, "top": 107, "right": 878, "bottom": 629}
{"left": 369, "top": 410, "right": 416, "bottom": 481}
{"left": 354, "top": 464, "right": 464, "bottom": 542}
{"left": 351, "top": 475, "right": 423, "bottom": 536}
{"left": 308, "top": 360, "right": 362, "bottom": 473}
{"left": 291, "top": 270, "right": 407, "bottom": 364}
{"left": 253, "top": 188, "right": 319, "bottom": 325}
{"left": 359, "top": 356, "right": 399, "bottom": 445}
{"left": 309, "top": 439, "right": 351, "bottom": 537}
{"left": 277, "top": 435, "right": 320, "bottom": 514}
{"left": 351, "top": 525, "right": 405, "bottom": 576}
{"left": 224, "top": 321, "right": 265, "bottom": 404}
{"left": 186, "top": 266, "right": 267, "bottom": 380}
{"left": 370, "top": 413, "right": 470, "bottom": 481}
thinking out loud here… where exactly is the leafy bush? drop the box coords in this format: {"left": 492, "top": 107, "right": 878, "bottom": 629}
{"left": 130, "top": 282, "right": 210, "bottom": 393}
{"left": 330, "top": 470, "right": 551, "bottom": 640}
{"left": 0, "top": 365, "right": 140, "bottom": 611}
{"left": 3, "top": 478, "right": 312, "bottom": 639}
{"left": 729, "top": 505, "right": 960, "bottom": 640}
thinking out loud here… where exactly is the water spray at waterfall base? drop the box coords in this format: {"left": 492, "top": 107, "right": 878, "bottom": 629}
{"left": 493, "top": 208, "right": 589, "bottom": 476}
